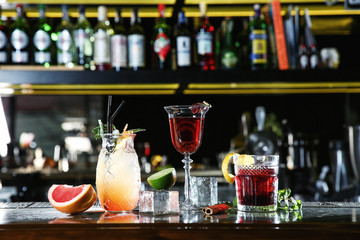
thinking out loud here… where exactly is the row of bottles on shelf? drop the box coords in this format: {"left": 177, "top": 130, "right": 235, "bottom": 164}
{"left": 0, "top": 3, "right": 338, "bottom": 71}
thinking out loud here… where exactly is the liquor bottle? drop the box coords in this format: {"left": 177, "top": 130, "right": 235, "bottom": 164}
{"left": 309, "top": 44, "right": 320, "bottom": 69}
{"left": 93, "top": 5, "right": 113, "bottom": 71}
{"left": 236, "top": 19, "right": 249, "bottom": 70}
{"left": 128, "top": 9, "right": 145, "bottom": 71}
{"left": 152, "top": 4, "right": 171, "bottom": 70}
{"left": 215, "top": 21, "right": 223, "bottom": 70}
{"left": 220, "top": 18, "right": 238, "bottom": 70}
{"left": 297, "top": 43, "right": 309, "bottom": 70}
{"left": 175, "top": 11, "right": 191, "bottom": 69}
{"left": 249, "top": 4, "right": 267, "bottom": 70}
{"left": 195, "top": 2, "right": 215, "bottom": 70}
{"left": 10, "top": 4, "right": 30, "bottom": 65}
{"left": 111, "top": 8, "right": 127, "bottom": 71}
{"left": 33, "top": 4, "right": 52, "bottom": 66}
{"left": 55, "top": 5, "right": 76, "bottom": 67}
{"left": 73, "top": 5, "right": 93, "bottom": 70}
{"left": 0, "top": 6, "right": 9, "bottom": 64}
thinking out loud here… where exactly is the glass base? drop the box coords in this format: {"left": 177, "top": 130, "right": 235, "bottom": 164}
{"left": 237, "top": 204, "right": 277, "bottom": 212}
{"left": 180, "top": 199, "right": 199, "bottom": 211}
{"left": 236, "top": 211, "right": 280, "bottom": 224}
{"left": 105, "top": 210, "right": 134, "bottom": 214}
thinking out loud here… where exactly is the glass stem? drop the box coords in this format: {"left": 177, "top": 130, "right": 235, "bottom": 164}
{"left": 183, "top": 153, "right": 193, "bottom": 204}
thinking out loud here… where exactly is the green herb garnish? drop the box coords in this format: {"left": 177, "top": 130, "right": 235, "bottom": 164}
{"left": 92, "top": 124, "right": 116, "bottom": 140}
{"left": 92, "top": 120, "right": 146, "bottom": 140}
{"left": 127, "top": 128, "right": 146, "bottom": 134}
{"left": 277, "top": 188, "right": 303, "bottom": 212}
{"left": 224, "top": 188, "right": 302, "bottom": 216}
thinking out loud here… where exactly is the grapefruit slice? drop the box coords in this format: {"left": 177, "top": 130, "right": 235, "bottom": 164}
{"left": 48, "top": 184, "right": 97, "bottom": 214}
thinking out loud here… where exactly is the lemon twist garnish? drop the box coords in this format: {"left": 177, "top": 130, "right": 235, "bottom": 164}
{"left": 237, "top": 154, "right": 255, "bottom": 166}
{"left": 221, "top": 153, "right": 239, "bottom": 184}
{"left": 222, "top": 153, "right": 255, "bottom": 184}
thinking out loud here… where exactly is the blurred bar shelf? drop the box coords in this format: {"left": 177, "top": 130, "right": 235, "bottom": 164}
{"left": 0, "top": 67, "right": 359, "bottom": 95}
{"left": 2, "top": 0, "right": 360, "bottom": 18}
{"left": 4, "top": 0, "right": 176, "bottom": 4}
{"left": 1, "top": 6, "right": 175, "bottom": 19}
{"left": 0, "top": 168, "right": 225, "bottom": 183}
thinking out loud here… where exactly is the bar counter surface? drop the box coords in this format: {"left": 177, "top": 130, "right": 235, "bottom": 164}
{"left": 0, "top": 202, "right": 359, "bottom": 240}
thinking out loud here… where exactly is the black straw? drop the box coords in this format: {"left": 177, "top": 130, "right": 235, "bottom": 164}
{"left": 107, "top": 95, "right": 112, "bottom": 134}
{"left": 111, "top": 100, "right": 125, "bottom": 123}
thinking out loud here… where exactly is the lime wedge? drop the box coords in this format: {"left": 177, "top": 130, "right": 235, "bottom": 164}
{"left": 147, "top": 168, "right": 177, "bottom": 190}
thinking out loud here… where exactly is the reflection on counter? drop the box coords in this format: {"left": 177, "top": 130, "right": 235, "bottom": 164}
{"left": 5, "top": 202, "right": 360, "bottom": 225}
{"left": 236, "top": 210, "right": 302, "bottom": 224}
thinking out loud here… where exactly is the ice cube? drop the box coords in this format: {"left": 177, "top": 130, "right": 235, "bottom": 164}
{"left": 190, "top": 177, "right": 218, "bottom": 207}
{"left": 139, "top": 190, "right": 179, "bottom": 215}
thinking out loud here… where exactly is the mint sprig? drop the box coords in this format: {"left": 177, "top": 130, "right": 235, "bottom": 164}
{"left": 223, "top": 188, "right": 302, "bottom": 217}
{"left": 277, "top": 188, "right": 303, "bottom": 212}
{"left": 92, "top": 124, "right": 116, "bottom": 140}
{"left": 92, "top": 119, "right": 146, "bottom": 140}
{"left": 127, "top": 128, "right": 146, "bottom": 134}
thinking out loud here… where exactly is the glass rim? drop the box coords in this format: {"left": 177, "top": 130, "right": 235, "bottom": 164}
{"left": 164, "top": 104, "right": 212, "bottom": 109}
{"left": 100, "top": 133, "right": 136, "bottom": 137}
{"left": 164, "top": 105, "right": 192, "bottom": 109}
{"left": 247, "top": 155, "right": 279, "bottom": 158}
{"left": 234, "top": 155, "right": 279, "bottom": 166}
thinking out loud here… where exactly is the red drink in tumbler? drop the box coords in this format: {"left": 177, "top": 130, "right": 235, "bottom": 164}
{"left": 235, "top": 155, "right": 279, "bottom": 212}
{"left": 169, "top": 117, "right": 204, "bottom": 154}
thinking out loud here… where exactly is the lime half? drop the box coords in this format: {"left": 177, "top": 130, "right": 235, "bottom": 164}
{"left": 147, "top": 168, "right": 177, "bottom": 190}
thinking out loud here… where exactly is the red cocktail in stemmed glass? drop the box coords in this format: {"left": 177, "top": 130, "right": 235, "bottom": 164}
{"left": 164, "top": 103, "right": 211, "bottom": 210}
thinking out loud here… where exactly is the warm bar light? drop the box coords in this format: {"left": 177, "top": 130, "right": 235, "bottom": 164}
{"left": 2, "top": 4, "right": 360, "bottom": 18}
{"left": 183, "top": 88, "right": 360, "bottom": 94}
{"left": 0, "top": 97, "right": 10, "bottom": 158}
{"left": 5, "top": 0, "right": 176, "bottom": 4}
{"left": 2, "top": 7, "right": 174, "bottom": 18}
{"left": 184, "top": 5, "right": 360, "bottom": 17}
{"left": 188, "top": 82, "right": 360, "bottom": 89}
{"left": 4, "top": 83, "right": 180, "bottom": 95}
{"left": 184, "top": 81, "right": 360, "bottom": 94}
{"left": 185, "top": 0, "right": 344, "bottom": 4}
{"left": 15, "top": 83, "right": 180, "bottom": 90}
{"left": 13, "top": 90, "right": 177, "bottom": 95}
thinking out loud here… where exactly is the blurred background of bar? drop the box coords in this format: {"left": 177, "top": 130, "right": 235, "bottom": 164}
{"left": 0, "top": 0, "right": 360, "bottom": 203}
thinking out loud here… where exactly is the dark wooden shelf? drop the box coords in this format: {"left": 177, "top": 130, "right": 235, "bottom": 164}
{"left": 0, "top": 68, "right": 358, "bottom": 95}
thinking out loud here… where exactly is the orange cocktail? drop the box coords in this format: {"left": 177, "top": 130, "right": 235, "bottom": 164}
{"left": 96, "top": 133, "right": 141, "bottom": 212}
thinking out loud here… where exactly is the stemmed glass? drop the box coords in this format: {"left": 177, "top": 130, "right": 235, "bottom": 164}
{"left": 164, "top": 103, "right": 211, "bottom": 210}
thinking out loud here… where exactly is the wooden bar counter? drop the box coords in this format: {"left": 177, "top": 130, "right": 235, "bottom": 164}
{"left": 0, "top": 202, "right": 359, "bottom": 240}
